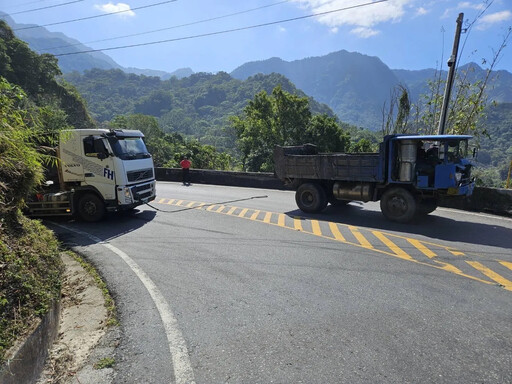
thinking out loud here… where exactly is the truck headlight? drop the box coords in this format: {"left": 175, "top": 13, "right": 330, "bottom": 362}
{"left": 120, "top": 187, "right": 133, "bottom": 204}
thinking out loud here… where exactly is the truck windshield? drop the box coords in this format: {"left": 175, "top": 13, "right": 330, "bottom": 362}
{"left": 444, "top": 139, "right": 468, "bottom": 161}
{"left": 108, "top": 137, "right": 151, "bottom": 160}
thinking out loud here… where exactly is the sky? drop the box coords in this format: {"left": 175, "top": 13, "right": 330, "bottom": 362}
{"left": 0, "top": 0, "right": 511, "bottom": 74}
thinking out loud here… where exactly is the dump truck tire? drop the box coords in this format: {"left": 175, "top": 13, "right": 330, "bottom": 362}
{"left": 296, "top": 183, "right": 327, "bottom": 213}
{"left": 380, "top": 187, "right": 417, "bottom": 223}
{"left": 78, "top": 193, "right": 105, "bottom": 222}
{"left": 417, "top": 198, "right": 438, "bottom": 216}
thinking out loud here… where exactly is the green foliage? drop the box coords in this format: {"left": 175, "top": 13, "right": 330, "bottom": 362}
{"left": 0, "top": 78, "right": 45, "bottom": 220}
{"left": 232, "top": 86, "right": 352, "bottom": 171}
{"left": 0, "top": 21, "right": 93, "bottom": 130}
{"left": 0, "top": 22, "right": 94, "bottom": 364}
{"left": 94, "top": 357, "right": 115, "bottom": 370}
{"left": 382, "top": 85, "right": 411, "bottom": 135}
{"left": 0, "top": 216, "right": 63, "bottom": 363}
{"left": 473, "top": 102, "right": 512, "bottom": 187}
{"left": 410, "top": 69, "right": 489, "bottom": 137}
{"left": 63, "top": 70, "right": 333, "bottom": 155}
{"left": 109, "top": 114, "right": 234, "bottom": 170}
{"left": 306, "top": 114, "right": 351, "bottom": 153}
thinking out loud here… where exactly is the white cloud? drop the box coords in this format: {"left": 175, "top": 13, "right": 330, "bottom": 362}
{"left": 94, "top": 2, "right": 135, "bottom": 17}
{"left": 351, "top": 26, "right": 380, "bottom": 37}
{"left": 457, "top": 1, "right": 485, "bottom": 11}
{"left": 416, "top": 7, "right": 428, "bottom": 16}
{"left": 476, "top": 10, "right": 512, "bottom": 30}
{"left": 291, "top": 0, "right": 412, "bottom": 38}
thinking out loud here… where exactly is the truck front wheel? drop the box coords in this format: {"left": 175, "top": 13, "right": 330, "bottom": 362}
{"left": 380, "top": 188, "right": 417, "bottom": 223}
{"left": 417, "top": 198, "right": 438, "bottom": 216}
{"left": 78, "top": 193, "right": 105, "bottom": 222}
{"left": 296, "top": 183, "right": 327, "bottom": 213}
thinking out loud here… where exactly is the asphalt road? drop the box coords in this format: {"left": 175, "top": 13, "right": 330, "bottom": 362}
{"left": 49, "top": 181, "right": 512, "bottom": 384}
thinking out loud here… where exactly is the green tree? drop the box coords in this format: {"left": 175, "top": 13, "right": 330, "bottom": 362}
{"left": 232, "top": 86, "right": 351, "bottom": 171}
{"left": 305, "top": 114, "right": 350, "bottom": 152}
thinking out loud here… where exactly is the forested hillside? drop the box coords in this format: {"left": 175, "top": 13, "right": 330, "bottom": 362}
{"left": 475, "top": 103, "right": 512, "bottom": 186}
{"left": 63, "top": 69, "right": 334, "bottom": 153}
{"left": 231, "top": 50, "right": 400, "bottom": 130}
{"left": 0, "top": 20, "right": 82, "bottom": 363}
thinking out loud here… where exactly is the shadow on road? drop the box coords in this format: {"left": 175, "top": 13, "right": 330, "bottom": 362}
{"left": 285, "top": 203, "right": 512, "bottom": 250}
{"left": 46, "top": 208, "right": 157, "bottom": 247}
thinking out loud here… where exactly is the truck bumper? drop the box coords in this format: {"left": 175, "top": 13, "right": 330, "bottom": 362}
{"left": 116, "top": 180, "right": 156, "bottom": 209}
{"left": 447, "top": 180, "right": 475, "bottom": 196}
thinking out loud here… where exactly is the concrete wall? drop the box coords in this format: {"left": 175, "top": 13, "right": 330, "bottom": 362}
{"left": 0, "top": 300, "right": 60, "bottom": 384}
{"left": 156, "top": 168, "right": 512, "bottom": 217}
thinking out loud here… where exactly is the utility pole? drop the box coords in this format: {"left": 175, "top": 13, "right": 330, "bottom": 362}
{"left": 438, "top": 12, "right": 464, "bottom": 135}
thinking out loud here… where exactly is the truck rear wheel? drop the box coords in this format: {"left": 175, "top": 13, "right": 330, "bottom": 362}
{"left": 296, "top": 183, "right": 327, "bottom": 213}
{"left": 380, "top": 187, "right": 417, "bottom": 223}
{"left": 78, "top": 193, "right": 105, "bottom": 222}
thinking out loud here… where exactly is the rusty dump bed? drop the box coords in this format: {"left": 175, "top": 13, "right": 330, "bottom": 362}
{"left": 274, "top": 144, "right": 383, "bottom": 182}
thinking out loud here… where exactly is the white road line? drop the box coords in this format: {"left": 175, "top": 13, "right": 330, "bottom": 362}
{"left": 437, "top": 207, "right": 512, "bottom": 222}
{"left": 52, "top": 223, "right": 195, "bottom": 384}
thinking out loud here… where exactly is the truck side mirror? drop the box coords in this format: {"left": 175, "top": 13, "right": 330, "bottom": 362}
{"left": 473, "top": 147, "right": 478, "bottom": 159}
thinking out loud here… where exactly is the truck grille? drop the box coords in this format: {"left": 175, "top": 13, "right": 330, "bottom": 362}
{"left": 127, "top": 168, "right": 154, "bottom": 182}
{"left": 131, "top": 183, "right": 155, "bottom": 201}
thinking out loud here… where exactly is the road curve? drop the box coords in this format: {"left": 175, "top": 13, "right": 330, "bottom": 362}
{"left": 49, "top": 181, "right": 512, "bottom": 384}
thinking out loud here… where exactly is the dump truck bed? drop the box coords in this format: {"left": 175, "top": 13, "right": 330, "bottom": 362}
{"left": 274, "top": 144, "right": 383, "bottom": 182}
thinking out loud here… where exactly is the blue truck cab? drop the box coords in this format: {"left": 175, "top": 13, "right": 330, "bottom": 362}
{"left": 385, "top": 134, "right": 474, "bottom": 195}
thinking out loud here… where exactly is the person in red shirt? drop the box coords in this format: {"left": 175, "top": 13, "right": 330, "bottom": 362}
{"left": 180, "top": 156, "right": 191, "bottom": 185}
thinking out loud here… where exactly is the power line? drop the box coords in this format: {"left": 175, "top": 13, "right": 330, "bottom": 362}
{"left": 0, "top": 0, "right": 49, "bottom": 10}
{"left": 9, "top": 0, "right": 84, "bottom": 16}
{"left": 39, "top": 0, "right": 291, "bottom": 51}
{"left": 13, "top": 0, "right": 178, "bottom": 31}
{"left": 54, "top": 0, "right": 388, "bottom": 57}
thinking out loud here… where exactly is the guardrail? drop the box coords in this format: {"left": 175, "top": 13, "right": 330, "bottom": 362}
{"left": 156, "top": 168, "right": 512, "bottom": 217}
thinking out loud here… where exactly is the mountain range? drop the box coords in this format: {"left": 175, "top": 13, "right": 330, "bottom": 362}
{"left": 0, "top": 12, "right": 192, "bottom": 80}
{"left": 2, "top": 11, "right": 512, "bottom": 131}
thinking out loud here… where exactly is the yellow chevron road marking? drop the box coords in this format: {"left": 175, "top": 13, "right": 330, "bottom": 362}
{"left": 311, "top": 220, "right": 322, "bottom": 236}
{"left": 349, "top": 226, "right": 373, "bottom": 249}
{"left": 372, "top": 231, "right": 412, "bottom": 260}
{"left": 155, "top": 198, "right": 507, "bottom": 291}
{"left": 466, "top": 261, "right": 512, "bottom": 291}
{"left": 294, "top": 217, "right": 303, "bottom": 231}
{"left": 278, "top": 214, "right": 286, "bottom": 227}
{"left": 238, "top": 208, "right": 248, "bottom": 218}
{"left": 500, "top": 261, "right": 512, "bottom": 271}
{"left": 328, "top": 222, "right": 346, "bottom": 242}
{"left": 407, "top": 238, "right": 437, "bottom": 258}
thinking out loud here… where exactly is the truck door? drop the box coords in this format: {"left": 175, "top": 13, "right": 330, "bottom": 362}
{"left": 82, "top": 136, "right": 116, "bottom": 201}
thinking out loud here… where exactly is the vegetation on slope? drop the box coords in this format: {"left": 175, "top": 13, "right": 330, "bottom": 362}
{"left": 0, "top": 21, "right": 81, "bottom": 363}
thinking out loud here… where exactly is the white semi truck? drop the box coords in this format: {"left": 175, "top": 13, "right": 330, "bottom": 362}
{"left": 26, "top": 129, "right": 156, "bottom": 222}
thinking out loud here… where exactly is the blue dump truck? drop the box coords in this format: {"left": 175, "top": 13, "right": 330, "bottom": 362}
{"left": 273, "top": 134, "right": 475, "bottom": 223}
